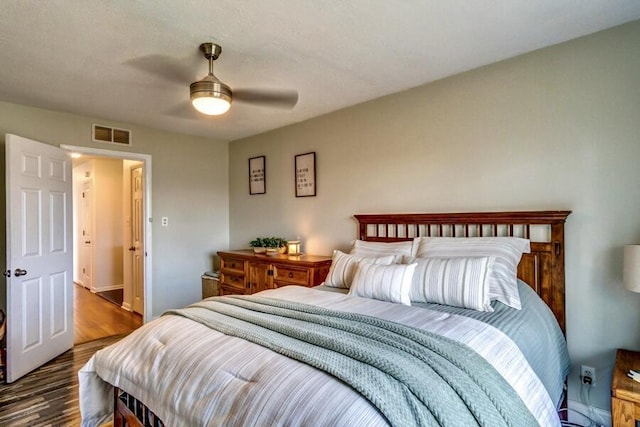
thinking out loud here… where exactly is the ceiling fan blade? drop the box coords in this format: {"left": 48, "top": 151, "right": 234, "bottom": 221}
{"left": 165, "top": 100, "right": 202, "bottom": 120}
{"left": 124, "top": 55, "right": 198, "bottom": 84}
{"left": 233, "top": 89, "right": 299, "bottom": 109}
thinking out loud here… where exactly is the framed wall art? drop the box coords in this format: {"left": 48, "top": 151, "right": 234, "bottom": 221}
{"left": 249, "top": 155, "right": 266, "bottom": 195}
{"left": 295, "top": 152, "right": 316, "bottom": 197}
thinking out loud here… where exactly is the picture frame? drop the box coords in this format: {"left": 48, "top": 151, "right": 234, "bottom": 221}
{"left": 295, "top": 152, "right": 316, "bottom": 197}
{"left": 248, "top": 155, "right": 266, "bottom": 195}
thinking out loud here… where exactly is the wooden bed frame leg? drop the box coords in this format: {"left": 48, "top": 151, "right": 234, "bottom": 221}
{"left": 112, "top": 386, "right": 148, "bottom": 427}
{"left": 113, "top": 387, "right": 123, "bottom": 427}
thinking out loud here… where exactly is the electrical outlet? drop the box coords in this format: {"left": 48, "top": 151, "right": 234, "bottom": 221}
{"left": 581, "top": 365, "right": 596, "bottom": 386}
{"left": 161, "top": 217, "right": 169, "bottom": 227}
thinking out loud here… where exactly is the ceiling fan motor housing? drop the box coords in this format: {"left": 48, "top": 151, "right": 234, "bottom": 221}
{"left": 190, "top": 76, "right": 232, "bottom": 104}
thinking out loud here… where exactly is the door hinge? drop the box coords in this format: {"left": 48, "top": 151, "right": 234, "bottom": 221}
{"left": 2, "top": 270, "right": 10, "bottom": 277}
{"left": 82, "top": 192, "right": 85, "bottom": 198}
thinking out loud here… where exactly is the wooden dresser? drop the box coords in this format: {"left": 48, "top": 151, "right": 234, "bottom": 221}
{"left": 217, "top": 250, "right": 332, "bottom": 295}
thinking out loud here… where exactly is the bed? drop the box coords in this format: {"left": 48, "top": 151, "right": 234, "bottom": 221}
{"left": 79, "top": 210, "right": 571, "bottom": 427}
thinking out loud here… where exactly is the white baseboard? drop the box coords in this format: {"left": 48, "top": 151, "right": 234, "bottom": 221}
{"left": 567, "top": 399, "right": 611, "bottom": 427}
{"left": 121, "top": 301, "right": 132, "bottom": 311}
{"left": 90, "top": 284, "right": 124, "bottom": 293}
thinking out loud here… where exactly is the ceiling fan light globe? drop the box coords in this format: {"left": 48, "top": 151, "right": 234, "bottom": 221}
{"left": 190, "top": 77, "right": 232, "bottom": 115}
{"left": 191, "top": 96, "right": 231, "bottom": 115}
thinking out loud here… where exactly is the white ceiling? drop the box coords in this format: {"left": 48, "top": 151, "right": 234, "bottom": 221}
{"left": 1, "top": 1, "right": 639, "bottom": 142}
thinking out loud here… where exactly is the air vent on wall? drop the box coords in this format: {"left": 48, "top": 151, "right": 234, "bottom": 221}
{"left": 92, "top": 124, "right": 132, "bottom": 146}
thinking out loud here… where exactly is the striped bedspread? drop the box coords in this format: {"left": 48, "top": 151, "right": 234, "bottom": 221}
{"left": 79, "top": 286, "right": 560, "bottom": 426}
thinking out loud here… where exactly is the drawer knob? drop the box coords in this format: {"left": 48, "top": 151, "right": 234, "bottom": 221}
{"left": 288, "top": 272, "right": 294, "bottom": 278}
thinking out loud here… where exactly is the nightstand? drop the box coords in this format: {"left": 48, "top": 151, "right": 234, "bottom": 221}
{"left": 611, "top": 349, "right": 640, "bottom": 427}
{"left": 201, "top": 273, "right": 220, "bottom": 299}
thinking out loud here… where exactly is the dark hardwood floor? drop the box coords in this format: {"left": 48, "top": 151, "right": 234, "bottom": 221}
{"left": 74, "top": 284, "right": 142, "bottom": 344}
{"left": 0, "top": 334, "right": 123, "bottom": 426}
{"left": 0, "top": 286, "right": 143, "bottom": 425}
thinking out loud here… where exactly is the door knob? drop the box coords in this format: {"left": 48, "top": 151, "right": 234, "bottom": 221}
{"left": 14, "top": 268, "right": 27, "bottom": 277}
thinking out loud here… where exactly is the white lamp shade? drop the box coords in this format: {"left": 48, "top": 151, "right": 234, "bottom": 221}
{"left": 191, "top": 96, "right": 231, "bottom": 115}
{"left": 623, "top": 245, "right": 640, "bottom": 293}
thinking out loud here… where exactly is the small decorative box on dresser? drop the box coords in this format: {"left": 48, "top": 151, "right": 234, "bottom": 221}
{"left": 217, "top": 250, "right": 332, "bottom": 295}
{"left": 611, "top": 349, "right": 640, "bottom": 427}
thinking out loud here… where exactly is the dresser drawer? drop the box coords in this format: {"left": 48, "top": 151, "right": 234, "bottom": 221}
{"left": 273, "top": 266, "right": 309, "bottom": 286}
{"left": 221, "top": 257, "right": 246, "bottom": 275}
{"left": 221, "top": 273, "right": 246, "bottom": 293}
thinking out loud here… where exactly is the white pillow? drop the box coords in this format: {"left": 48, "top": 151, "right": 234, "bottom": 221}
{"left": 407, "top": 256, "right": 495, "bottom": 311}
{"left": 324, "top": 250, "right": 395, "bottom": 289}
{"left": 414, "top": 237, "right": 530, "bottom": 309}
{"left": 348, "top": 262, "right": 416, "bottom": 305}
{"left": 350, "top": 239, "right": 419, "bottom": 261}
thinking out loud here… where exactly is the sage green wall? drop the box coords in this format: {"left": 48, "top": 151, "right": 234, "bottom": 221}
{"left": 0, "top": 102, "right": 229, "bottom": 318}
{"left": 229, "top": 21, "right": 640, "bottom": 410}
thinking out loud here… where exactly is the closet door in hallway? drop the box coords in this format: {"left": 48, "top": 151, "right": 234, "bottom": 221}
{"left": 130, "top": 165, "right": 144, "bottom": 315}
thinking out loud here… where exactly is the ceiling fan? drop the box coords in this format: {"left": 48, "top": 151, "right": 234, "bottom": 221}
{"left": 189, "top": 42, "right": 298, "bottom": 116}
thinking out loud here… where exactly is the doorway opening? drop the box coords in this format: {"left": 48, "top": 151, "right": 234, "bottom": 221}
{"left": 62, "top": 144, "right": 153, "bottom": 344}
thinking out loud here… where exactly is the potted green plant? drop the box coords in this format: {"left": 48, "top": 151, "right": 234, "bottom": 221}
{"left": 249, "top": 237, "right": 288, "bottom": 254}
{"left": 249, "top": 237, "right": 267, "bottom": 253}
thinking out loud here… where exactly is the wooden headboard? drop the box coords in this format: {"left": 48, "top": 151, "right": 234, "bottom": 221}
{"left": 354, "top": 211, "right": 571, "bottom": 333}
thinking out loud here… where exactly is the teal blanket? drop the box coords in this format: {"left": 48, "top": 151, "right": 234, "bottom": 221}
{"left": 166, "top": 296, "right": 538, "bottom": 427}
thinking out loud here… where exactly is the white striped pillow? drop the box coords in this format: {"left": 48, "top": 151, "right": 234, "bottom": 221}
{"left": 350, "top": 239, "right": 419, "bottom": 261}
{"left": 407, "top": 256, "right": 495, "bottom": 311}
{"left": 414, "top": 237, "right": 530, "bottom": 309}
{"left": 324, "top": 250, "right": 395, "bottom": 289}
{"left": 348, "top": 262, "right": 417, "bottom": 305}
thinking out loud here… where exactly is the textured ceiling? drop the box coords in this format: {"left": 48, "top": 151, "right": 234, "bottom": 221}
{"left": 1, "top": 1, "right": 639, "bottom": 142}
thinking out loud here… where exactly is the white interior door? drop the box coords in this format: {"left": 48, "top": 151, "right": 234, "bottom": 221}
{"left": 131, "top": 165, "right": 144, "bottom": 314}
{"left": 5, "top": 133, "right": 73, "bottom": 383}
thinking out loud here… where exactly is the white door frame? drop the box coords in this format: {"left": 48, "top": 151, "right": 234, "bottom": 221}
{"left": 61, "top": 144, "right": 153, "bottom": 324}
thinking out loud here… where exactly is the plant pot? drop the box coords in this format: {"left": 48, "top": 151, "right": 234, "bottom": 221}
{"left": 253, "top": 247, "right": 267, "bottom": 254}
{"left": 265, "top": 247, "right": 286, "bottom": 256}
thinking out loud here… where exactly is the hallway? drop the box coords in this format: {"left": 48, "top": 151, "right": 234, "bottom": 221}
{"left": 74, "top": 284, "right": 142, "bottom": 344}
